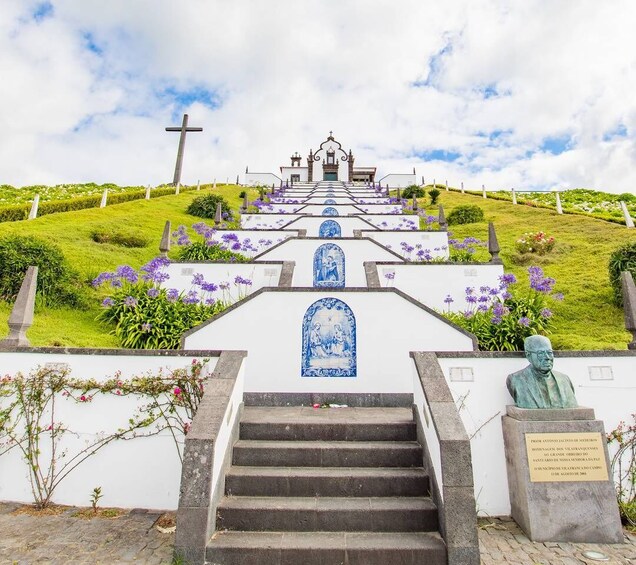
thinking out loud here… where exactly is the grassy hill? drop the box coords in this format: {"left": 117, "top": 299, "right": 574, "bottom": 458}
{"left": 0, "top": 183, "right": 633, "bottom": 350}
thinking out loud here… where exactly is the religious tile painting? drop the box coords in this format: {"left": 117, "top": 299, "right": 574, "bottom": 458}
{"left": 301, "top": 297, "right": 356, "bottom": 377}
{"left": 324, "top": 199, "right": 337, "bottom": 205}
{"left": 313, "top": 243, "right": 345, "bottom": 288}
{"left": 319, "top": 220, "right": 341, "bottom": 238}
{"left": 323, "top": 207, "right": 339, "bottom": 216}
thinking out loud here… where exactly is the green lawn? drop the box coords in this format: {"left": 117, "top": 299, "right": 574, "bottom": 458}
{"left": 417, "top": 189, "right": 635, "bottom": 349}
{"left": 0, "top": 183, "right": 633, "bottom": 350}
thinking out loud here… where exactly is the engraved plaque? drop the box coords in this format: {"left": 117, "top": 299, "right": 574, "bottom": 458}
{"left": 525, "top": 432, "right": 608, "bottom": 482}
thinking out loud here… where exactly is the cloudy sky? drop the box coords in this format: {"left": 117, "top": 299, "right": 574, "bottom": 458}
{"left": 2, "top": 0, "right": 636, "bottom": 192}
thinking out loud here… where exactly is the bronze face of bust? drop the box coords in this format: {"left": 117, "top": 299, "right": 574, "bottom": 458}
{"left": 506, "top": 335, "right": 578, "bottom": 409}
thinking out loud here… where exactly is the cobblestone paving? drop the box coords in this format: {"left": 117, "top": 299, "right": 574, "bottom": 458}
{"left": 0, "top": 502, "right": 174, "bottom": 564}
{"left": 1, "top": 502, "right": 634, "bottom": 564}
{"left": 479, "top": 517, "right": 636, "bottom": 565}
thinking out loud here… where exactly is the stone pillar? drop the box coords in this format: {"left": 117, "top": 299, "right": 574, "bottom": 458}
{"left": 213, "top": 179, "right": 217, "bottom": 190}
{"left": 512, "top": 188, "right": 517, "bottom": 205}
{"left": 28, "top": 194, "right": 39, "bottom": 220}
{"left": 621, "top": 271, "right": 636, "bottom": 349}
{"left": 159, "top": 221, "right": 171, "bottom": 257}
{"left": 482, "top": 184, "right": 487, "bottom": 199}
{"left": 620, "top": 201, "right": 634, "bottom": 228}
{"left": 175, "top": 182, "right": 181, "bottom": 195}
{"left": 461, "top": 181, "right": 464, "bottom": 194}
{"left": 197, "top": 179, "right": 200, "bottom": 191}
{"left": 100, "top": 189, "right": 108, "bottom": 208}
{"left": 214, "top": 203, "right": 222, "bottom": 224}
{"left": 412, "top": 194, "right": 418, "bottom": 211}
{"left": 0, "top": 266, "right": 38, "bottom": 348}
{"left": 445, "top": 180, "right": 449, "bottom": 191}
{"left": 145, "top": 185, "right": 151, "bottom": 200}
{"left": 236, "top": 175, "right": 240, "bottom": 185}
{"left": 438, "top": 205, "right": 447, "bottom": 229}
{"left": 555, "top": 192, "right": 563, "bottom": 214}
{"left": 502, "top": 406, "right": 623, "bottom": 543}
{"left": 488, "top": 222, "right": 502, "bottom": 264}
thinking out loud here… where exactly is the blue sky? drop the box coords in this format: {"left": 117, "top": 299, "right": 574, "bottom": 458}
{"left": 1, "top": 0, "right": 635, "bottom": 193}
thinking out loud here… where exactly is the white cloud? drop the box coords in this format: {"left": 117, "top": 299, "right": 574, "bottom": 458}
{"left": 1, "top": 0, "right": 635, "bottom": 193}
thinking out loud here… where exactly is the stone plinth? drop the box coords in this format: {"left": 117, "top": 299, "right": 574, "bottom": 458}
{"left": 502, "top": 405, "right": 623, "bottom": 543}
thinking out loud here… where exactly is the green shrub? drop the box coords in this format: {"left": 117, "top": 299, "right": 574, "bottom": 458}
{"left": 617, "top": 193, "right": 636, "bottom": 203}
{"left": 178, "top": 242, "right": 248, "bottom": 262}
{"left": 402, "top": 185, "right": 425, "bottom": 199}
{"left": 0, "top": 235, "right": 85, "bottom": 307}
{"left": 0, "top": 204, "right": 30, "bottom": 222}
{"left": 91, "top": 228, "right": 149, "bottom": 248}
{"left": 428, "top": 188, "right": 441, "bottom": 205}
{"left": 447, "top": 204, "right": 485, "bottom": 225}
{"left": 238, "top": 190, "right": 247, "bottom": 199}
{"left": 186, "top": 194, "right": 233, "bottom": 220}
{"left": 608, "top": 240, "right": 636, "bottom": 306}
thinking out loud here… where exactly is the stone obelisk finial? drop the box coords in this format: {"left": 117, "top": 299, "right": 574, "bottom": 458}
{"left": 488, "top": 222, "right": 502, "bottom": 264}
{"left": 159, "top": 221, "right": 171, "bottom": 257}
{"left": 621, "top": 271, "right": 636, "bottom": 349}
{"left": 0, "top": 266, "right": 38, "bottom": 348}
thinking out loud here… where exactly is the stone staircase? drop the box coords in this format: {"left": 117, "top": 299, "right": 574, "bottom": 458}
{"left": 206, "top": 405, "right": 447, "bottom": 565}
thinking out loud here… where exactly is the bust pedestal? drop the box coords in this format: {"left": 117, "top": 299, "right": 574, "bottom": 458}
{"left": 502, "top": 405, "right": 623, "bottom": 543}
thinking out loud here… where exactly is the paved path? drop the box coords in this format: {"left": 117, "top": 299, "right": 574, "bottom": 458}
{"left": 0, "top": 502, "right": 634, "bottom": 564}
{"left": 479, "top": 517, "right": 635, "bottom": 565}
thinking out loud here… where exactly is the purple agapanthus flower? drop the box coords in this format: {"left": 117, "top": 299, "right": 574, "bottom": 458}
{"left": 518, "top": 317, "right": 531, "bottom": 327}
{"left": 147, "top": 288, "right": 160, "bottom": 298}
{"left": 166, "top": 288, "right": 179, "bottom": 303}
{"left": 201, "top": 281, "right": 218, "bottom": 292}
{"left": 116, "top": 265, "right": 138, "bottom": 284}
{"left": 123, "top": 296, "right": 138, "bottom": 307}
{"left": 101, "top": 297, "right": 114, "bottom": 307}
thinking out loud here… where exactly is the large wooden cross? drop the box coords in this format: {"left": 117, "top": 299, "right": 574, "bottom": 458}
{"left": 165, "top": 113, "right": 203, "bottom": 186}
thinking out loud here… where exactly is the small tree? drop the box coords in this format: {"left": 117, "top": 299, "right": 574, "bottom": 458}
{"left": 428, "top": 188, "right": 440, "bottom": 205}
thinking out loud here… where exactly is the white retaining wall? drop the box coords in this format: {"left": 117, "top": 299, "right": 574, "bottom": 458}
{"left": 162, "top": 262, "right": 284, "bottom": 301}
{"left": 295, "top": 204, "right": 366, "bottom": 216}
{"left": 362, "top": 230, "right": 449, "bottom": 260}
{"left": 244, "top": 172, "right": 281, "bottom": 186}
{"left": 380, "top": 263, "right": 505, "bottom": 311}
{"left": 182, "top": 290, "right": 475, "bottom": 393}
{"left": 433, "top": 354, "right": 636, "bottom": 517}
{"left": 0, "top": 351, "right": 220, "bottom": 510}
{"left": 255, "top": 239, "right": 402, "bottom": 286}
{"left": 281, "top": 216, "right": 378, "bottom": 237}
{"left": 201, "top": 229, "right": 297, "bottom": 257}
{"left": 363, "top": 215, "right": 420, "bottom": 230}
{"left": 241, "top": 214, "right": 300, "bottom": 229}
{"left": 378, "top": 174, "right": 417, "bottom": 188}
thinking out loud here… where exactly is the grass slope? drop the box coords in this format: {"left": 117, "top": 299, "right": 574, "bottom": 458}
{"left": 0, "top": 184, "right": 633, "bottom": 350}
{"left": 424, "top": 189, "right": 635, "bottom": 349}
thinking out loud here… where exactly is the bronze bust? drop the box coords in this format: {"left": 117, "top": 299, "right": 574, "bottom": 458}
{"left": 506, "top": 335, "right": 577, "bottom": 409}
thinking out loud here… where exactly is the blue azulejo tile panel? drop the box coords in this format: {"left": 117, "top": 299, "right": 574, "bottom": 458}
{"left": 301, "top": 297, "right": 357, "bottom": 377}
{"left": 324, "top": 199, "right": 337, "bottom": 204}
{"left": 318, "top": 220, "right": 342, "bottom": 238}
{"left": 313, "top": 243, "right": 345, "bottom": 288}
{"left": 322, "top": 207, "right": 339, "bottom": 216}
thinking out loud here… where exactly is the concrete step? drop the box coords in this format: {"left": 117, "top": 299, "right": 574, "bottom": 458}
{"left": 205, "top": 531, "right": 447, "bottom": 565}
{"left": 216, "top": 496, "right": 438, "bottom": 532}
{"left": 232, "top": 439, "right": 423, "bottom": 468}
{"left": 225, "top": 466, "right": 429, "bottom": 497}
{"left": 240, "top": 406, "right": 416, "bottom": 442}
